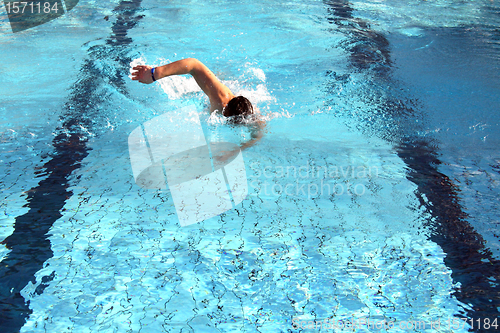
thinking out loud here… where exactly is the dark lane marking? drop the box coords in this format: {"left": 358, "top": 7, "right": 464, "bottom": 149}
{"left": 324, "top": 0, "right": 500, "bottom": 328}
{"left": 0, "top": 133, "right": 90, "bottom": 331}
{"left": 0, "top": 1, "right": 143, "bottom": 331}
{"left": 324, "top": 0, "right": 391, "bottom": 75}
{"left": 398, "top": 140, "right": 500, "bottom": 324}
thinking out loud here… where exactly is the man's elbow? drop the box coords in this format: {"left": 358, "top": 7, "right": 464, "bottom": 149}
{"left": 185, "top": 58, "right": 202, "bottom": 74}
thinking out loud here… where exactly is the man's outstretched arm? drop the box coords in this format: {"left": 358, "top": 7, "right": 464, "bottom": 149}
{"left": 132, "top": 58, "right": 202, "bottom": 82}
{"left": 131, "top": 58, "right": 234, "bottom": 111}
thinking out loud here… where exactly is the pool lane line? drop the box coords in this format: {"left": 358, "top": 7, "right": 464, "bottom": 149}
{"left": 0, "top": 1, "right": 144, "bottom": 331}
{"left": 397, "top": 140, "right": 500, "bottom": 323}
{"left": 323, "top": 0, "right": 500, "bottom": 326}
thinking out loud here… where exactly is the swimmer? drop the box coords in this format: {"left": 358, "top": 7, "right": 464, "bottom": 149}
{"left": 131, "top": 58, "right": 263, "bottom": 151}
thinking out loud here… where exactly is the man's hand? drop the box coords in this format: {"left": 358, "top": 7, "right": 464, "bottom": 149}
{"left": 131, "top": 65, "right": 154, "bottom": 84}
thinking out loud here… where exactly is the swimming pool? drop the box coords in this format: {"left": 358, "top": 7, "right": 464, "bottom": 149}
{"left": 1, "top": 0, "right": 499, "bottom": 331}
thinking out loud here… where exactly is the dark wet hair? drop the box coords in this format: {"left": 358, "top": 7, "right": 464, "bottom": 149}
{"left": 223, "top": 96, "right": 254, "bottom": 120}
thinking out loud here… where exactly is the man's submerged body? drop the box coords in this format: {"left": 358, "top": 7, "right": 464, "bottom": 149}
{"left": 131, "top": 58, "right": 263, "bottom": 150}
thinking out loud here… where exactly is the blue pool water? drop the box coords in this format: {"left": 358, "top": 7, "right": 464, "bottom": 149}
{"left": 1, "top": 0, "right": 500, "bottom": 332}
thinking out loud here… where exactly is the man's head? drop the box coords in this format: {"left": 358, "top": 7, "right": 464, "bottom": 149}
{"left": 223, "top": 96, "right": 254, "bottom": 120}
